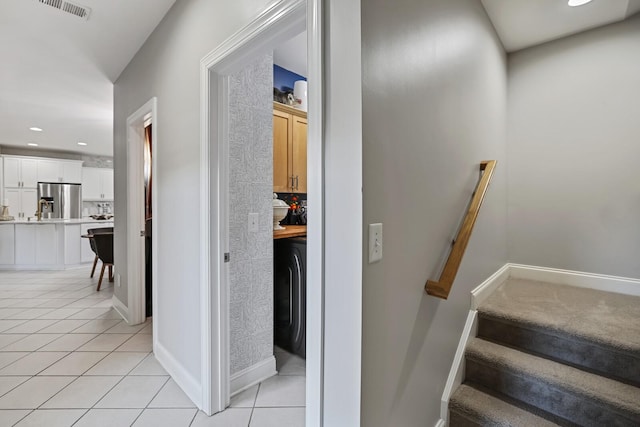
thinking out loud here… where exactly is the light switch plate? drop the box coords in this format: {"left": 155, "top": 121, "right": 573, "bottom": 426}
{"left": 116, "top": 273, "right": 121, "bottom": 287}
{"left": 368, "top": 223, "right": 383, "bottom": 263}
{"left": 248, "top": 213, "right": 259, "bottom": 233}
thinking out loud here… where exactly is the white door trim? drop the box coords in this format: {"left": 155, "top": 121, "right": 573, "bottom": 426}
{"left": 125, "top": 97, "right": 158, "bottom": 328}
{"left": 198, "top": 0, "right": 323, "bottom": 421}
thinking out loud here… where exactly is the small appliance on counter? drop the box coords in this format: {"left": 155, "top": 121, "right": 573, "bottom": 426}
{"left": 37, "top": 182, "right": 82, "bottom": 219}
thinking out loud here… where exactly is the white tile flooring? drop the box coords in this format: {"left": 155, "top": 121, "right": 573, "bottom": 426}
{"left": 0, "top": 267, "right": 305, "bottom": 426}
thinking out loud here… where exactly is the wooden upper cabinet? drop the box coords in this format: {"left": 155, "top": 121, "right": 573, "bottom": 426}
{"left": 273, "top": 109, "right": 292, "bottom": 193}
{"left": 291, "top": 116, "right": 307, "bottom": 193}
{"left": 273, "top": 102, "right": 307, "bottom": 194}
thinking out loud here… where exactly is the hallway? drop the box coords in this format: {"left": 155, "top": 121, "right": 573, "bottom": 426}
{"left": 0, "top": 267, "right": 304, "bottom": 426}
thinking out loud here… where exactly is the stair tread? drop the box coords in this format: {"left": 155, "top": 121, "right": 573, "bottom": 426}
{"left": 467, "top": 338, "right": 640, "bottom": 417}
{"left": 450, "top": 384, "right": 560, "bottom": 427}
{"left": 479, "top": 278, "right": 640, "bottom": 355}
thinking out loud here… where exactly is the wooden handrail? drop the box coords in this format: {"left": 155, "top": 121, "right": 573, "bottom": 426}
{"left": 425, "top": 160, "right": 497, "bottom": 300}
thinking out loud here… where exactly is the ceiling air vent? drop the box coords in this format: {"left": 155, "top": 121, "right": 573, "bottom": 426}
{"left": 36, "top": 0, "right": 91, "bottom": 21}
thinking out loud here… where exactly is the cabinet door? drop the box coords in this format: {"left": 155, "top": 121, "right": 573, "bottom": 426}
{"left": 21, "top": 159, "right": 38, "bottom": 188}
{"left": 35, "top": 224, "right": 57, "bottom": 265}
{"left": 80, "top": 224, "right": 95, "bottom": 263}
{"left": 101, "top": 169, "right": 114, "bottom": 200}
{"left": 82, "top": 168, "right": 103, "bottom": 200}
{"left": 38, "top": 160, "right": 61, "bottom": 183}
{"left": 4, "top": 157, "right": 20, "bottom": 187}
{"left": 15, "top": 225, "right": 36, "bottom": 265}
{"left": 0, "top": 225, "right": 15, "bottom": 265}
{"left": 64, "top": 225, "right": 81, "bottom": 265}
{"left": 291, "top": 116, "right": 307, "bottom": 193}
{"left": 21, "top": 189, "right": 38, "bottom": 219}
{"left": 62, "top": 162, "right": 82, "bottom": 184}
{"left": 273, "top": 110, "right": 293, "bottom": 193}
{"left": 4, "top": 189, "right": 21, "bottom": 218}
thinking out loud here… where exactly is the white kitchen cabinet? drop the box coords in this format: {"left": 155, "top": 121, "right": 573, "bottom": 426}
{"left": 37, "top": 160, "right": 60, "bottom": 183}
{"left": 37, "top": 159, "right": 82, "bottom": 184}
{"left": 3, "top": 157, "right": 38, "bottom": 188}
{"left": 64, "top": 225, "right": 81, "bottom": 265}
{"left": 62, "top": 161, "right": 82, "bottom": 183}
{"left": 0, "top": 225, "right": 15, "bottom": 265}
{"left": 4, "top": 188, "right": 37, "bottom": 219}
{"left": 15, "top": 224, "right": 57, "bottom": 266}
{"left": 82, "top": 167, "right": 114, "bottom": 201}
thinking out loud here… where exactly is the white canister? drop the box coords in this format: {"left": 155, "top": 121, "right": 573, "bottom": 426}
{"left": 293, "top": 80, "right": 308, "bottom": 112}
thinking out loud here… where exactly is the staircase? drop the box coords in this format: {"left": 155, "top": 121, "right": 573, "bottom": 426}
{"left": 449, "top": 278, "right": 640, "bottom": 426}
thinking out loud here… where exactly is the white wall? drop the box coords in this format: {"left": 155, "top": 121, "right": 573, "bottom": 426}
{"left": 507, "top": 15, "right": 640, "bottom": 279}
{"left": 113, "top": 0, "right": 273, "bottom": 402}
{"left": 322, "top": 0, "right": 363, "bottom": 425}
{"left": 360, "top": 0, "right": 508, "bottom": 425}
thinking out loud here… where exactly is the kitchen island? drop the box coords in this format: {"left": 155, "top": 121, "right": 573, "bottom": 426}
{"left": 0, "top": 218, "right": 114, "bottom": 270}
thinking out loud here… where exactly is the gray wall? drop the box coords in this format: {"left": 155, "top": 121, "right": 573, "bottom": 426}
{"left": 113, "top": 0, "right": 273, "bottom": 391}
{"left": 361, "top": 0, "right": 508, "bottom": 425}
{"left": 228, "top": 53, "right": 274, "bottom": 375}
{"left": 507, "top": 15, "right": 640, "bottom": 279}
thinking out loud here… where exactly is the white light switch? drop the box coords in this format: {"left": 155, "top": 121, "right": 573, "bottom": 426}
{"left": 368, "top": 223, "right": 383, "bottom": 263}
{"left": 248, "top": 213, "right": 259, "bottom": 233}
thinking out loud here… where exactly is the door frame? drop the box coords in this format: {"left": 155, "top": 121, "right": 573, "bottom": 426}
{"left": 199, "top": 0, "right": 324, "bottom": 422}
{"left": 125, "top": 97, "right": 158, "bottom": 331}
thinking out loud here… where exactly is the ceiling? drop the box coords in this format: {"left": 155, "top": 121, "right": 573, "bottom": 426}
{"left": 274, "top": 31, "right": 307, "bottom": 78}
{"left": 1, "top": 1, "right": 638, "bottom": 158}
{"left": 0, "top": 0, "right": 177, "bottom": 156}
{"left": 482, "top": 0, "right": 640, "bottom": 52}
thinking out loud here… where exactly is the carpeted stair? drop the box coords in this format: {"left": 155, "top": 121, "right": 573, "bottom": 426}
{"left": 449, "top": 278, "right": 640, "bottom": 426}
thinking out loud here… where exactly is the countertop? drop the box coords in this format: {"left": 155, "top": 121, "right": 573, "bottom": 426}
{"left": 0, "top": 218, "right": 114, "bottom": 225}
{"left": 273, "top": 225, "right": 307, "bottom": 239}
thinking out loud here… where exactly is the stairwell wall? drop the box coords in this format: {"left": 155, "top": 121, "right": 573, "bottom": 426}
{"left": 361, "top": 0, "right": 508, "bottom": 425}
{"left": 507, "top": 15, "right": 640, "bottom": 279}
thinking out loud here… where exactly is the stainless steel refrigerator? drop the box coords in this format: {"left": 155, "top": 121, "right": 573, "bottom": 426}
{"left": 37, "top": 182, "right": 82, "bottom": 219}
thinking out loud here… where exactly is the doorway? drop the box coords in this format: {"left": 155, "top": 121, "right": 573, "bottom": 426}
{"left": 199, "top": 0, "right": 324, "bottom": 423}
{"left": 125, "top": 98, "right": 157, "bottom": 330}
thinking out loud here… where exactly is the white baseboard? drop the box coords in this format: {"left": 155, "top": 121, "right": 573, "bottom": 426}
{"left": 439, "top": 310, "right": 477, "bottom": 426}
{"left": 508, "top": 264, "right": 640, "bottom": 297}
{"left": 155, "top": 341, "right": 203, "bottom": 409}
{"left": 230, "top": 356, "right": 277, "bottom": 396}
{"left": 470, "top": 264, "right": 510, "bottom": 310}
{"left": 111, "top": 296, "right": 129, "bottom": 323}
{"left": 434, "top": 419, "right": 446, "bottom": 427}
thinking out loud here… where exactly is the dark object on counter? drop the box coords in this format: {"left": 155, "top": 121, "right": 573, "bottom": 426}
{"left": 89, "top": 214, "right": 114, "bottom": 220}
{"left": 274, "top": 238, "right": 306, "bottom": 358}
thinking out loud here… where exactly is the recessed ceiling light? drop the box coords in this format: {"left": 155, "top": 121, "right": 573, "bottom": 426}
{"left": 29, "top": 127, "right": 43, "bottom": 132}
{"left": 77, "top": 142, "right": 88, "bottom": 146}
{"left": 27, "top": 142, "right": 39, "bottom": 147}
{"left": 568, "top": 0, "right": 593, "bottom": 6}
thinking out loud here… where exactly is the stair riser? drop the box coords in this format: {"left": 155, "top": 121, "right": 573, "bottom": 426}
{"left": 466, "top": 358, "right": 640, "bottom": 427}
{"left": 448, "top": 412, "right": 483, "bottom": 427}
{"left": 478, "top": 315, "right": 640, "bottom": 387}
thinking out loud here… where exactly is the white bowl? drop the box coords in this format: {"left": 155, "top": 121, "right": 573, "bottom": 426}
{"left": 273, "top": 194, "right": 289, "bottom": 230}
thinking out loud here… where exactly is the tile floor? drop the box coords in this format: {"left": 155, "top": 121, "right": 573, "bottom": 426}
{"left": 0, "top": 267, "right": 306, "bottom": 426}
